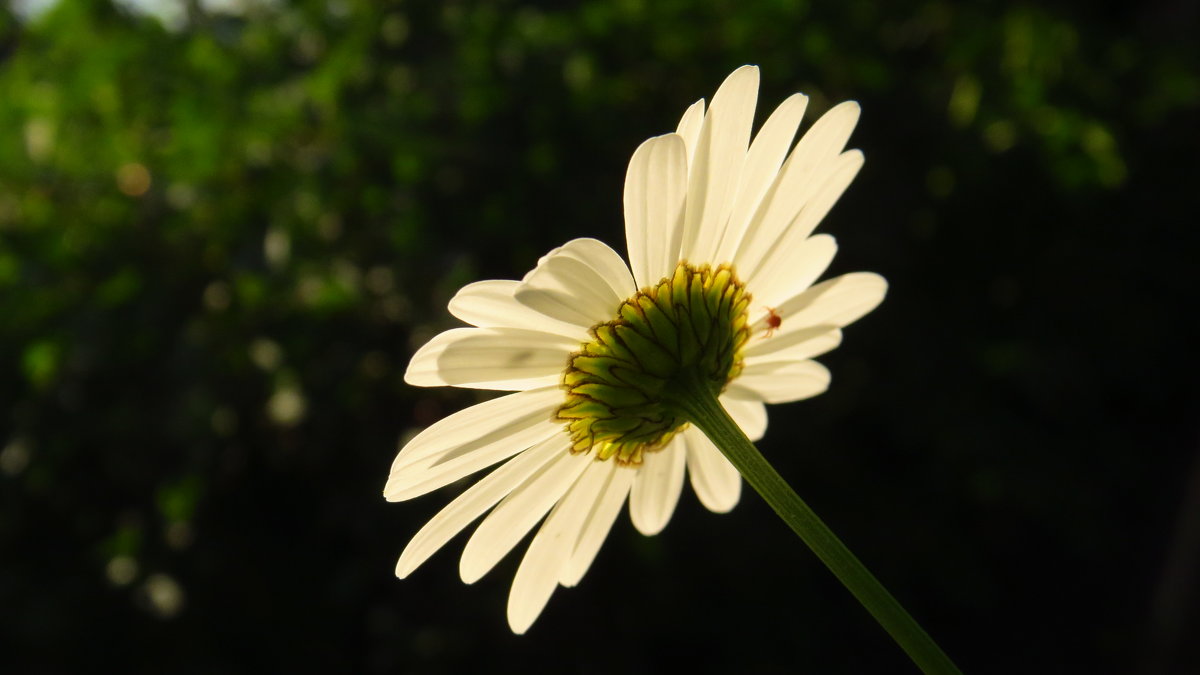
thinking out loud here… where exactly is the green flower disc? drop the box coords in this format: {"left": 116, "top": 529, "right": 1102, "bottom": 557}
{"left": 557, "top": 261, "right": 751, "bottom": 465}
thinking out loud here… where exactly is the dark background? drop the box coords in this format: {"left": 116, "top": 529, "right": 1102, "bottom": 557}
{"left": 2, "top": 0, "right": 1197, "bottom": 673}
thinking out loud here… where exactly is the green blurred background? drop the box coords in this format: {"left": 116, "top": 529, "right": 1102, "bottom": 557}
{"left": 2, "top": 0, "right": 1197, "bottom": 672}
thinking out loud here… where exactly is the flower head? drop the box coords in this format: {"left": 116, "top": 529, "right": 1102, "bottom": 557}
{"left": 386, "top": 65, "right": 887, "bottom": 633}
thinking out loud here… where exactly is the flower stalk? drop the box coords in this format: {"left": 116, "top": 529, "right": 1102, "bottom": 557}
{"left": 663, "top": 369, "right": 962, "bottom": 675}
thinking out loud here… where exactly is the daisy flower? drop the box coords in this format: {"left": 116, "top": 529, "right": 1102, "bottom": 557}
{"left": 386, "top": 65, "right": 887, "bottom": 633}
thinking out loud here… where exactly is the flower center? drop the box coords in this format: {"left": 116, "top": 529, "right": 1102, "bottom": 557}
{"left": 556, "top": 261, "right": 751, "bottom": 465}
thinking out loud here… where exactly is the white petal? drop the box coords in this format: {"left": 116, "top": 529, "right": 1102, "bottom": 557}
{"left": 449, "top": 279, "right": 587, "bottom": 340}
{"left": 404, "top": 327, "right": 575, "bottom": 391}
{"left": 515, "top": 239, "right": 632, "bottom": 329}
{"left": 720, "top": 394, "right": 768, "bottom": 442}
{"left": 727, "top": 359, "right": 831, "bottom": 404}
{"left": 385, "top": 389, "right": 564, "bottom": 502}
{"left": 743, "top": 151, "right": 863, "bottom": 292}
{"left": 459, "top": 449, "right": 590, "bottom": 584}
{"left": 733, "top": 101, "right": 861, "bottom": 279}
{"left": 745, "top": 327, "right": 843, "bottom": 363}
{"left": 628, "top": 439, "right": 687, "bottom": 536}
{"left": 385, "top": 425, "right": 563, "bottom": 503}
{"left": 681, "top": 65, "right": 760, "bottom": 264}
{"left": 715, "top": 93, "right": 809, "bottom": 264}
{"left": 507, "top": 459, "right": 614, "bottom": 633}
{"left": 684, "top": 427, "right": 741, "bottom": 513}
{"left": 747, "top": 272, "right": 887, "bottom": 357}
{"left": 560, "top": 464, "right": 634, "bottom": 587}
{"left": 623, "top": 134, "right": 688, "bottom": 290}
{"left": 394, "top": 435, "right": 564, "bottom": 578}
{"left": 675, "top": 98, "right": 706, "bottom": 166}
{"left": 747, "top": 233, "right": 838, "bottom": 313}
{"left": 551, "top": 238, "right": 637, "bottom": 301}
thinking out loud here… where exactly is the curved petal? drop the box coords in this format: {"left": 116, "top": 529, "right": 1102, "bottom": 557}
{"left": 628, "top": 439, "right": 687, "bottom": 536}
{"left": 681, "top": 65, "right": 760, "bottom": 265}
{"left": 560, "top": 463, "right": 635, "bottom": 587}
{"left": 684, "top": 427, "right": 741, "bottom": 513}
{"left": 623, "top": 134, "right": 688, "bottom": 290}
{"left": 385, "top": 387, "right": 564, "bottom": 501}
{"left": 747, "top": 233, "right": 838, "bottom": 313}
{"left": 394, "top": 435, "right": 564, "bottom": 577}
{"left": 507, "top": 458, "right": 615, "bottom": 633}
{"left": 733, "top": 101, "right": 861, "bottom": 280}
{"left": 449, "top": 280, "right": 587, "bottom": 340}
{"left": 405, "top": 327, "right": 575, "bottom": 391}
{"left": 459, "top": 449, "right": 590, "bottom": 584}
{"left": 727, "top": 359, "right": 831, "bottom": 404}
{"left": 515, "top": 239, "right": 633, "bottom": 329}
{"left": 720, "top": 394, "right": 768, "bottom": 442}
{"left": 551, "top": 238, "right": 637, "bottom": 301}
{"left": 675, "top": 98, "right": 706, "bottom": 166}
{"left": 715, "top": 93, "right": 809, "bottom": 264}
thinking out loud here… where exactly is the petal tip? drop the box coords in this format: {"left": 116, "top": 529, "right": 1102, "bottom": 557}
{"left": 394, "top": 560, "right": 413, "bottom": 579}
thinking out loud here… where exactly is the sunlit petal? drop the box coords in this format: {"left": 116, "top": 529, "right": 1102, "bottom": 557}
{"left": 624, "top": 134, "right": 688, "bottom": 290}
{"left": 559, "top": 464, "right": 634, "bottom": 587}
{"left": 726, "top": 359, "right": 832, "bottom": 404}
{"left": 394, "top": 436, "right": 564, "bottom": 577}
{"left": 681, "top": 65, "right": 760, "bottom": 264}
{"left": 459, "top": 449, "right": 590, "bottom": 584}
{"left": 507, "top": 459, "right": 614, "bottom": 633}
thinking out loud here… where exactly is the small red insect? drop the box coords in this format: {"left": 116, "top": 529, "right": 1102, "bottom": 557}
{"left": 763, "top": 307, "right": 783, "bottom": 338}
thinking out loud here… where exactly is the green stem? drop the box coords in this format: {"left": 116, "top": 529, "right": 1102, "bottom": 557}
{"left": 665, "top": 372, "right": 962, "bottom": 675}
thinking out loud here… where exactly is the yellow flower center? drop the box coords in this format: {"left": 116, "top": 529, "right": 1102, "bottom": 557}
{"left": 556, "top": 261, "right": 751, "bottom": 465}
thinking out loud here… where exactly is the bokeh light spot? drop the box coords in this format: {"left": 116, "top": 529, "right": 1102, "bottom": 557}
{"left": 116, "top": 162, "right": 152, "bottom": 197}
{"left": 106, "top": 555, "right": 139, "bottom": 586}
{"left": 141, "top": 573, "right": 185, "bottom": 618}
{"left": 0, "top": 438, "right": 32, "bottom": 476}
{"left": 268, "top": 386, "right": 307, "bottom": 426}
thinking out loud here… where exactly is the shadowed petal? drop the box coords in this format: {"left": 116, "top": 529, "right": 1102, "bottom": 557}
{"left": 516, "top": 239, "right": 635, "bottom": 329}
{"left": 449, "top": 280, "right": 587, "bottom": 340}
{"left": 405, "top": 327, "right": 576, "bottom": 391}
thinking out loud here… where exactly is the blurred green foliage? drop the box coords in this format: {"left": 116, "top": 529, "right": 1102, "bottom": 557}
{"left": 1, "top": 0, "right": 1197, "bottom": 673}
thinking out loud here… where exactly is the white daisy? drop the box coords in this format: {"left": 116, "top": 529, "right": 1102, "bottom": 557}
{"left": 386, "top": 65, "right": 887, "bottom": 633}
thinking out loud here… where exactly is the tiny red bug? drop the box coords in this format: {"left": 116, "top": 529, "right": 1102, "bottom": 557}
{"left": 763, "top": 307, "right": 782, "bottom": 338}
